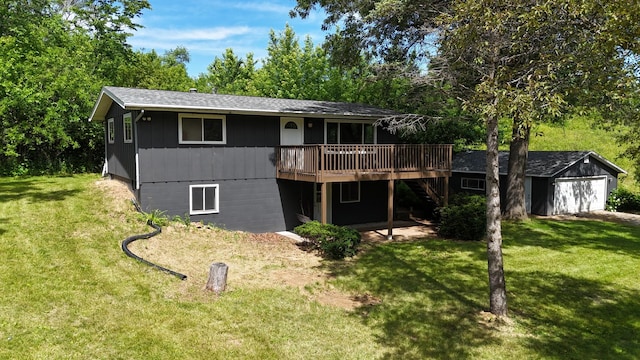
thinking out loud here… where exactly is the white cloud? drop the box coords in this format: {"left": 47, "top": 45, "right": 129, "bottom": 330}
{"left": 229, "top": 2, "right": 292, "bottom": 14}
{"left": 134, "top": 26, "right": 252, "bottom": 42}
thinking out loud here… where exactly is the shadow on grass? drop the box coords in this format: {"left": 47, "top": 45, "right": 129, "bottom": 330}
{"left": 323, "top": 234, "right": 640, "bottom": 359}
{"left": 0, "top": 177, "right": 78, "bottom": 203}
{"left": 504, "top": 219, "right": 640, "bottom": 258}
{"left": 0, "top": 218, "right": 6, "bottom": 236}
{"left": 324, "top": 240, "right": 499, "bottom": 359}
{"left": 509, "top": 270, "right": 640, "bottom": 359}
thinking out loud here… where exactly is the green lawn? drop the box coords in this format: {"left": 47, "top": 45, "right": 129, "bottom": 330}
{"left": 1, "top": 175, "right": 639, "bottom": 359}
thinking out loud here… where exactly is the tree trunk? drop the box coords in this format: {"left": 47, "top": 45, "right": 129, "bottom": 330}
{"left": 504, "top": 123, "right": 530, "bottom": 220}
{"left": 205, "top": 262, "right": 228, "bottom": 295}
{"left": 486, "top": 113, "right": 508, "bottom": 317}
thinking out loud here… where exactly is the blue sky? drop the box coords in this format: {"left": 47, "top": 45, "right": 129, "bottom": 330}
{"left": 128, "top": 0, "right": 327, "bottom": 77}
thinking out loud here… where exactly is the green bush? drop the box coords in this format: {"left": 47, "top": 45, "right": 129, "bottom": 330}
{"left": 607, "top": 188, "right": 640, "bottom": 212}
{"left": 293, "top": 221, "right": 361, "bottom": 260}
{"left": 437, "top": 194, "right": 486, "bottom": 241}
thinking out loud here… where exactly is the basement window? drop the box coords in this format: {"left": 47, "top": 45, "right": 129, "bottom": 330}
{"left": 461, "top": 177, "right": 485, "bottom": 191}
{"left": 179, "top": 114, "right": 226, "bottom": 144}
{"left": 340, "top": 182, "right": 361, "bottom": 203}
{"left": 190, "top": 184, "right": 219, "bottom": 215}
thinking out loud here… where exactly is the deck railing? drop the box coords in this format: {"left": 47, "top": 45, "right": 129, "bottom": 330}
{"left": 276, "top": 144, "right": 452, "bottom": 181}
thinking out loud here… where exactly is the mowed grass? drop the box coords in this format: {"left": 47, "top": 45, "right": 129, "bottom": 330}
{"left": 1, "top": 175, "right": 639, "bottom": 359}
{"left": 0, "top": 175, "right": 382, "bottom": 359}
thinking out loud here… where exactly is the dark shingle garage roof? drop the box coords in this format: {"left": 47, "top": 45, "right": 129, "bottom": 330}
{"left": 453, "top": 150, "right": 626, "bottom": 177}
{"left": 89, "top": 86, "right": 398, "bottom": 121}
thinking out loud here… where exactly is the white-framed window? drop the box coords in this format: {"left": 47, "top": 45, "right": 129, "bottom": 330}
{"left": 123, "top": 113, "right": 133, "bottom": 143}
{"left": 340, "top": 182, "right": 360, "bottom": 203}
{"left": 179, "top": 113, "right": 226, "bottom": 144}
{"left": 326, "top": 120, "right": 376, "bottom": 144}
{"left": 461, "top": 177, "right": 485, "bottom": 191}
{"left": 107, "top": 118, "right": 115, "bottom": 144}
{"left": 189, "top": 184, "right": 219, "bottom": 215}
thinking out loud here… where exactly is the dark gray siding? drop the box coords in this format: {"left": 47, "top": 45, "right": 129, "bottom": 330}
{"left": 304, "top": 118, "right": 325, "bottom": 144}
{"left": 139, "top": 178, "right": 302, "bottom": 233}
{"left": 331, "top": 181, "right": 388, "bottom": 225}
{"left": 377, "top": 126, "right": 400, "bottom": 144}
{"left": 136, "top": 111, "right": 295, "bottom": 232}
{"left": 105, "top": 103, "right": 137, "bottom": 184}
{"left": 137, "top": 112, "right": 278, "bottom": 183}
{"left": 135, "top": 110, "right": 404, "bottom": 232}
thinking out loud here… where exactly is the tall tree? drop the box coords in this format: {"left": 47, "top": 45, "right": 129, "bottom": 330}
{"left": 195, "top": 49, "right": 258, "bottom": 95}
{"left": 292, "top": 0, "right": 640, "bottom": 316}
{"left": 121, "top": 48, "right": 195, "bottom": 90}
{"left": 0, "top": 0, "right": 152, "bottom": 174}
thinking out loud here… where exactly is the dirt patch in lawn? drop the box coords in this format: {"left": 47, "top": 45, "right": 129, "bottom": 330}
{"left": 95, "top": 178, "right": 386, "bottom": 309}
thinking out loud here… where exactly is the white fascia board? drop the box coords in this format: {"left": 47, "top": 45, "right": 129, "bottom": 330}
{"left": 120, "top": 103, "right": 384, "bottom": 120}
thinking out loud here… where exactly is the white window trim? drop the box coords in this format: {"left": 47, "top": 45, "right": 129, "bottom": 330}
{"left": 178, "top": 113, "right": 227, "bottom": 145}
{"left": 189, "top": 184, "right": 220, "bottom": 215}
{"left": 107, "top": 118, "right": 115, "bottom": 144}
{"left": 461, "top": 177, "right": 485, "bottom": 191}
{"left": 340, "top": 182, "right": 361, "bottom": 203}
{"left": 123, "top": 113, "right": 133, "bottom": 143}
{"left": 324, "top": 119, "right": 377, "bottom": 144}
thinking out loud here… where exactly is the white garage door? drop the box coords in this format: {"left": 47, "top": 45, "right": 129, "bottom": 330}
{"left": 553, "top": 176, "right": 607, "bottom": 215}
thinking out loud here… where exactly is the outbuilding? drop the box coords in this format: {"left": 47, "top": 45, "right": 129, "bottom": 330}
{"left": 451, "top": 150, "right": 626, "bottom": 215}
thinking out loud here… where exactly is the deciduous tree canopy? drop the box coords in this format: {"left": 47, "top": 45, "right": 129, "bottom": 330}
{"left": 293, "top": 0, "right": 640, "bottom": 316}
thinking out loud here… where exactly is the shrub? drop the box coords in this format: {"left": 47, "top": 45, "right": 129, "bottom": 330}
{"left": 437, "top": 194, "right": 486, "bottom": 241}
{"left": 607, "top": 188, "right": 640, "bottom": 212}
{"left": 293, "top": 221, "right": 361, "bottom": 260}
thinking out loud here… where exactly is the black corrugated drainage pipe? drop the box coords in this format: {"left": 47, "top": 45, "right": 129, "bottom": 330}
{"left": 122, "top": 199, "right": 187, "bottom": 280}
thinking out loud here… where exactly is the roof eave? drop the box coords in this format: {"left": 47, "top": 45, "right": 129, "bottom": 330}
{"left": 114, "top": 103, "right": 388, "bottom": 120}
{"left": 588, "top": 151, "right": 627, "bottom": 175}
{"left": 88, "top": 87, "right": 125, "bottom": 122}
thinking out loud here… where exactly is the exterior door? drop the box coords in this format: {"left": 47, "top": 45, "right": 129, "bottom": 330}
{"left": 313, "top": 183, "right": 332, "bottom": 223}
{"left": 525, "top": 176, "right": 532, "bottom": 214}
{"left": 553, "top": 176, "right": 607, "bottom": 214}
{"left": 280, "top": 117, "right": 304, "bottom": 171}
{"left": 280, "top": 117, "right": 304, "bottom": 145}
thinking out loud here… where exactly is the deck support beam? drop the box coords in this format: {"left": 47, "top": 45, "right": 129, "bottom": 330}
{"left": 387, "top": 179, "right": 394, "bottom": 240}
{"left": 320, "top": 182, "right": 327, "bottom": 225}
{"left": 444, "top": 175, "right": 449, "bottom": 206}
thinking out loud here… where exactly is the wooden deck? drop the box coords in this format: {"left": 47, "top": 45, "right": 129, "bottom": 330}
{"left": 275, "top": 144, "right": 452, "bottom": 183}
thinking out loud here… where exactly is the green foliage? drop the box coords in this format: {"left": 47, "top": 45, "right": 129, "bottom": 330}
{"left": 0, "top": 0, "right": 199, "bottom": 175}
{"left": 437, "top": 194, "right": 486, "bottom": 241}
{"left": 195, "top": 49, "right": 258, "bottom": 95}
{"left": 294, "top": 221, "right": 361, "bottom": 259}
{"left": 172, "top": 213, "right": 191, "bottom": 226}
{"left": 607, "top": 188, "right": 640, "bottom": 213}
{"left": 402, "top": 118, "right": 484, "bottom": 150}
{"left": 140, "top": 209, "right": 170, "bottom": 227}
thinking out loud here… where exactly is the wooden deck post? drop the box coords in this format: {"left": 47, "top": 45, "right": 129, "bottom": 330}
{"left": 444, "top": 175, "right": 449, "bottom": 206}
{"left": 387, "top": 179, "right": 394, "bottom": 240}
{"left": 320, "top": 182, "right": 327, "bottom": 224}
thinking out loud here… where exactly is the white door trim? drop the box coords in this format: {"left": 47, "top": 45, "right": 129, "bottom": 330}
{"left": 280, "top": 117, "right": 304, "bottom": 146}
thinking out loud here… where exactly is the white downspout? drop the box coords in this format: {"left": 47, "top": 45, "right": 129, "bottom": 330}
{"left": 134, "top": 110, "right": 144, "bottom": 191}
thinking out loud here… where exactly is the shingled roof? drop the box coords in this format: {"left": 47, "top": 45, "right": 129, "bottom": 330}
{"left": 453, "top": 150, "right": 626, "bottom": 177}
{"left": 89, "top": 86, "right": 398, "bottom": 121}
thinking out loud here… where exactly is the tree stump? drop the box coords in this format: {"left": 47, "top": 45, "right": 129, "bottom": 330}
{"left": 205, "top": 262, "right": 228, "bottom": 295}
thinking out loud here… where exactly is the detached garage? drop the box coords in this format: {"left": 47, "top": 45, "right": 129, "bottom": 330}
{"left": 451, "top": 151, "right": 626, "bottom": 216}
